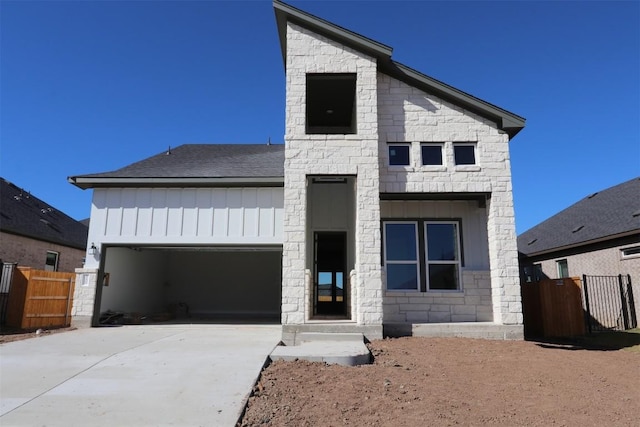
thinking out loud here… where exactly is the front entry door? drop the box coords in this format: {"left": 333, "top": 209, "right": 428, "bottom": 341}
{"left": 314, "top": 232, "right": 347, "bottom": 317}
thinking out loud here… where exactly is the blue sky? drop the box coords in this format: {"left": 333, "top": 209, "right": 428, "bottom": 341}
{"left": 1, "top": 0, "right": 638, "bottom": 234}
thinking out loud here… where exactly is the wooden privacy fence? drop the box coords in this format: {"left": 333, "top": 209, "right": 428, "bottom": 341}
{"left": 521, "top": 277, "right": 586, "bottom": 338}
{"left": 5, "top": 267, "right": 75, "bottom": 329}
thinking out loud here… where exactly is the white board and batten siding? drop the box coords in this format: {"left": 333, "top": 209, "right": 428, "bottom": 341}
{"left": 89, "top": 187, "right": 284, "bottom": 247}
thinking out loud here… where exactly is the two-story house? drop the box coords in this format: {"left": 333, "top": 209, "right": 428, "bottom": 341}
{"left": 68, "top": 1, "right": 525, "bottom": 342}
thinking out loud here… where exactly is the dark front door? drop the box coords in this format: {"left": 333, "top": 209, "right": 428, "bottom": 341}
{"left": 314, "top": 232, "right": 347, "bottom": 317}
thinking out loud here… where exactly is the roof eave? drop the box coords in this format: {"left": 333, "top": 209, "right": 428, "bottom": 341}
{"left": 68, "top": 176, "right": 285, "bottom": 190}
{"left": 520, "top": 229, "right": 640, "bottom": 258}
{"left": 273, "top": 0, "right": 393, "bottom": 68}
{"left": 383, "top": 61, "right": 525, "bottom": 139}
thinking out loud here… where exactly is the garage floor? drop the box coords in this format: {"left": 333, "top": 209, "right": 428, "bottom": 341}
{"left": 0, "top": 324, "right": 281, "bottom": 427}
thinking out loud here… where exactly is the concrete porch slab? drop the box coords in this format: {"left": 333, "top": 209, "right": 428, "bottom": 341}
{"left": 384, "top": 322, "right": 524, "bottom": 340}
{"left": 269, "top": 333, "right": 371, "bottom": 366}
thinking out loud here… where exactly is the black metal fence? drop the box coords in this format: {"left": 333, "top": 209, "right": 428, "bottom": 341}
{"left": 582, "top": 274, "right": 637, "bottom": 333}
{"left": 0, "top": 262, "right": 17, "bottom": 325}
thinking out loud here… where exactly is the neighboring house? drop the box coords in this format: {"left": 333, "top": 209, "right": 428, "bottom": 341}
{"left": 0, "top": 177, "right": 89, "bottom": 272}
{"left": 68, "top": 1, "right": 526, "bottom": 342}
{"left": 518, "top": 177, "right": 640, "bottom": 323}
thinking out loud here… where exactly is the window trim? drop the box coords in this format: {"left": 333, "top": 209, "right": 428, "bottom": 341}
{"left": 424, "top": 221, "right": 463, "bottom": 292}
{"left": 382, "top": 218, "right": 464, "bottom": 293}
{"left": 420, "top": 142, "right": 444, "bottom": 166}
{"left": 556, "top": 259, "right": 569, "bottom": 278}
{"left": 387, "top": 143, "right": 411, "bottom": 167}
{"left": 45, "top": 250, "right": 59, "bottom": 272}
{"left": 383, "top": 221, "right": 420, "bottom": 291}
{"left": 621, "top": 246, "right": 640, "bottom": 259}
{"left": 453, "top": 142, "right": 477, "bottom": 166}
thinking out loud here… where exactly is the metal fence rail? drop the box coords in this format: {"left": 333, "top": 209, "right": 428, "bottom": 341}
{"left": 583, "top": 274, "right": 637, "bottom": 333}
{"left": 1, "top": 263, "right": 17, "bottom": 324}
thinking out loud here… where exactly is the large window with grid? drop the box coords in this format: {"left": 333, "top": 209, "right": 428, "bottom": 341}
{"left": 383, "top": 220, "right": 463, "bottom": 292}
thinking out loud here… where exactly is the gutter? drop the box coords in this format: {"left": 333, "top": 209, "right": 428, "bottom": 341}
{"left": 67, "top": 176, "right": 285, "bottom": 190}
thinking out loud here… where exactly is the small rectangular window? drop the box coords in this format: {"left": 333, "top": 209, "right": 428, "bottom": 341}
{"left": 383, "top": 222, "right": 420, "bottom": 290}
{"left": 453, "top": 143, "right": 476, "bottom": 165}
{"left": 45, "top": 251, "right": 59, "bottom": 271}
{"left": 421, "top": 144, "right": 443, "bottom": 166}
{"left": 621, "top": 246, "right": 640, "bottom": 258}
{"left": 556, "top": 259, "right": 569, "bottom": 278}
{"left": 388, "top": 144, "right": 410, "bottom": 166}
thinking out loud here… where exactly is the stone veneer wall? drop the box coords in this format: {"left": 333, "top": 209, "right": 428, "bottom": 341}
{"left": 72, "top": 268, "right": 99, "bottom": 327}
{"left": 377, "top": 74, "right": 522, "bottom": 325}
{"left": 384, "top": 271, "right": 493, "bottom": 323}
{"left": 281, "top": 23, "right": 383, "bottom": 326}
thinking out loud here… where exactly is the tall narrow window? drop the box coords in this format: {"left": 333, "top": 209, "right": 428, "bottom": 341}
{"left": 556, "top": 259, "right": 569, "bottom": 278}
{"left": 425, "top": 222, "right": 461, "bottom": 291}
{"left": 453, "top": 143, "right": 476, "bottom": 165}
{"left": 383, "top": 222, "right": 420, "bottom": 290}
{"left": 45, "top": 251, "right": 59, "bottom": 271}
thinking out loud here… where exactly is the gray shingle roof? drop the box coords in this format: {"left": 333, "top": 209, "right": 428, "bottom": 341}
{"left": 1, "top": 178, "right": 89, "bottom": 250}
{"left": 518, "top": 177, "right": 640, "bottom": 256}
{"left": 69, "top": 144, "right": 285, "bottom": 189}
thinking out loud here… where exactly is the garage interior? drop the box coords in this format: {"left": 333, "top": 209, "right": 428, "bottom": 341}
{"left": 94, "top": 246, "right": 282, "bottom": 325}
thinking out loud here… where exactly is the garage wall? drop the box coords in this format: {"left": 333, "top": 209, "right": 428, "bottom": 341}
{"left": 99, "top": 247, "right": 168, "bottom": 314}
{"left": 85, "top": 187, "right": 284, "bottom": 268}
{"left": 165, "top": 251, "right": 282, "bottom": 317}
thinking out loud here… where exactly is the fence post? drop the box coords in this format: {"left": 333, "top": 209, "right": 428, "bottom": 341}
{"left": 582, "top": 274, "right": 592, "bottom": 334}
{"left": 618, "top": 274, "right": 630, "bottom": 330}
{"left": 626, "top": 274, "right": 637, "bottom": 329}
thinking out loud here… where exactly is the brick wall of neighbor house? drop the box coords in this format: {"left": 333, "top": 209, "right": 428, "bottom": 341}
{"left": 535, "top": 244, "right": 640, "bottom": 321}
{"left": 377, "top": 74, "right": 523, "bottom": 325}
{"left": 282, "top": 23, "right": 383, "bottom": 326}
{"left": 0, "top": 231, "right": 86, "bottom": 272}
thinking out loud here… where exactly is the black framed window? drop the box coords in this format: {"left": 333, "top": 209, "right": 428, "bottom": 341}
{"left": 388, "top": 144, "right": 410, "bottom": 166}
{"left": 421, "top": 143, "right": 443, "bottom": 166}
{"left": 453, "top": 143, "right": 476, "bottom": 165}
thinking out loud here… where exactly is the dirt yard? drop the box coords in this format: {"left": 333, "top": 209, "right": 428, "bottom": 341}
{"left": 240, "top": 337, "right": 640, "bottom": 426}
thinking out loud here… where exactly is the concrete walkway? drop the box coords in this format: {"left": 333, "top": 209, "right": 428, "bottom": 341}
{"left": 0, "top": 324, "right": 281, "bottom": 427}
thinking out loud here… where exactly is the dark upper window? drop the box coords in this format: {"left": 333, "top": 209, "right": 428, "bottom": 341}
{"left": 421, "top": 144, "right": 443, "bottom": 166}
{"left": 388, "top": 144, "right": 410, "bottom": 166}
{"left": 45, "top": 251, "right": 59, "bottom": 271}
{"left": 306, "top": 73, "right": 356, "bottom": 134}
{"left": 453, "top": 143, "right": 476, "bottom": 165}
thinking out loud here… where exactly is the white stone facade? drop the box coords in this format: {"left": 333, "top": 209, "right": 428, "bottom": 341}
{"left": 282, "top": 22, "right": 522, "bottom": 331}
{"left": 282, "top": 23, "right": 383, "bottom": 327}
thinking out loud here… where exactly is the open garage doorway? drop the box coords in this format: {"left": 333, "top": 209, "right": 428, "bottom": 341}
{"left": 93, "top": 246, "right": 282, "bottom": 326}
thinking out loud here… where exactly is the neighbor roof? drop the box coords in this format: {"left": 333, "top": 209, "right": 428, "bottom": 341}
{"left": 518, "top": 177, "right": 640, "bottom": 257}
{"left": 273, "top": 0, "right": 525, "bottom": 138}
{"left": 68, "top": 144, "right": 285, "bottom": 189}
{"left": 1, "top": 178, "right": 88, "bottom": 250}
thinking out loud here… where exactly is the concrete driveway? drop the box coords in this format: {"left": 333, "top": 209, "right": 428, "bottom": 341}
{"left": 0, "top": 324, "right": 281, "bottom": 427}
